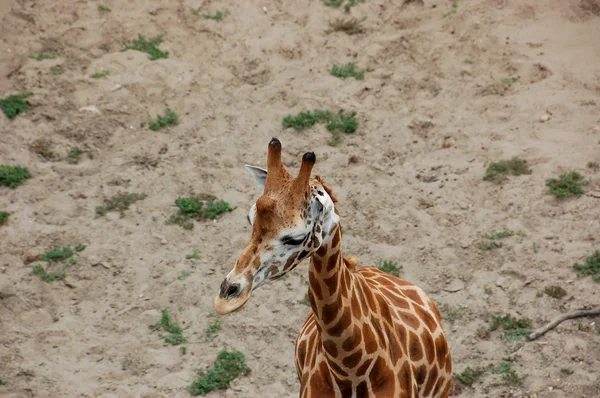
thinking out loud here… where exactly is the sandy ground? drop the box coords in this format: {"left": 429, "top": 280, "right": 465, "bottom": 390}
{"left": 1, "top": 0, "right": 600, "bottom": 397}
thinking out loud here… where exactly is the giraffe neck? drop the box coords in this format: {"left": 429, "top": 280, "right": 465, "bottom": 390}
{"left": 308, "top": 223, "right": 376, "bottom": 384}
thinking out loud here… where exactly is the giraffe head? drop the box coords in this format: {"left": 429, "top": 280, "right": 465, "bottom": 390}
{"left": 215, "top": 138, "right": 340, "bottom": 315}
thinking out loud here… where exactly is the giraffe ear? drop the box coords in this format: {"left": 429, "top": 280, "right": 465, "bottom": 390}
{"left": 245, "top": 165, "right": 267, "bottom": 190}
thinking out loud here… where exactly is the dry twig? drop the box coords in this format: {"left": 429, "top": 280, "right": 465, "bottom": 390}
{"left": 528, "top": 308, "right": 600, "bottom": 340}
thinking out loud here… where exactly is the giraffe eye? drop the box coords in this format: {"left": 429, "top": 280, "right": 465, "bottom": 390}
{"left": 281, "top": 235, "right": 306, "bottom": 246}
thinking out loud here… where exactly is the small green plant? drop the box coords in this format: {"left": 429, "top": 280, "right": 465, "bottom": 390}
{"left": 500, "top": 78, "right": 514, "bottom": 85}
{"left": 206, "top": 319, "right": 222, "bottom": 335}
{"left": 483, "top": 158, "right": 531, "bottom": 183}
{"left": 588, "top": 161, "right": 600, "bottom": 170}
{"left": 0, "top": 378, "right": 4, "bottom": 385}
{"left": 454, "top": 367, "right": 485, "bottom": 386}
{"left": 186, "top": 249, "right": 201, "bottom": 260}
{"left": 41, "top": 247, "right": 75, "bottom": 262}
{"left": 90, "top": 70, "right": 110, "bottom": 78}
{"left": 155, "top": 309, "right": 187, "bottom": 345}
{"left": 203, "top": 10, "right": 228, "bottom": 20}
{"left": 50, "top": 66, "right": 64, "bottom": 75}
{"left": 479, "top": 240, "right": 502, "bottom": 251}
{"left": 483, "top": 230, "right": 514, "bottom": 240}
{"left": 125, "top": 34, "right": 169, "bottom": 60}
{"left": 145, "top": 108, "right": 178, "bottom": 131}
{"left": 327, "top": 18, "right": 365, "bottom": 35}
{"left": 493, "top": 362, "right": 524, "bottom": 386}
{"left": 331, "top": 63, "right": 365, "bottom": 80}
{"left": 376, "top": 260, "right": 403, "bottom": 277}
{"left": 167, "top": 195, "right": 233, "bottom": 230}
{"left": 443, "top": 0, "right": 460, "bottom": 17}
{"left": 98, "top": 4, "right": 111, "bottom": 12}
{"left": 0, "top": 92, "right": 34, "bottom": 119}
{"left": 187, "top": 350, "right": 251, "bottom": 396}
{"left": 324, "top": 0, "right": 364, "bottom": 12}
{"left": 32, "top": 264, "right": 66, "bottom": 282}
{"left": 282, "top": 109, "right": 357, "bottom": 145}
{"left": 0, "top": 165, "right": 31, "bottom": 188}
{"left": 490, "top": 314, "right": 531, "bottom": 342}
{"left": 546, "top": 171, "right": 586, "bottom": 198}
{"left": 67, "top": 147, "right": 85, "bottom": 164}
{"left": 573, "top": 250, "right": 600, "bottom": 281}
{"left": 544, "top": 285, "right": 567, "bottom": 299}
{"left": 181, "top": 346, "right": 187, "bottom": 354}
{"left": 178, "top": 270, "right": 192, "bottom": 280}
{"left": 560, "top": 368, "right": 574, "bottom": 375}
{"left": 96, "top": 192, "right": 147, "bottom": 217}
{"left": 29, "top": 53, "right": 55, "bottom": 61}
{"left": 0, "top": 211, "right": 9, "bottom": 225}
{"left": 75, "top": 244, "right": 87, "bottom": 252}
{"left": 579, "top": 100, "right": 596, "bottom": 106}
{"left": 442, "top": 304, "right": 464, "bottom": 325}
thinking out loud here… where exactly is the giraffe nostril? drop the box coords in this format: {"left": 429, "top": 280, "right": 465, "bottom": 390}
{"left": 219, "top": 280, "right": 241, "bottom": 299}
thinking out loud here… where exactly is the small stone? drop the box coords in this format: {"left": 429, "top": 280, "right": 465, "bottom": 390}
{"left": 63, "top": 278, "right": 76, "bottom": 288}
{"left": 78, "top": 105, "right": 101, "bottom": 114}
{"left": 444, "top": 280, "right": 464, "bottom": 292}
{"left": 540, "top": 113, "right": 551, "bottom": 122}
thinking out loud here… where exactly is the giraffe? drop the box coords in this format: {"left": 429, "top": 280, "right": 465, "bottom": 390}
{"left": 214, "top": 138, "right": 452, "bottom": 397}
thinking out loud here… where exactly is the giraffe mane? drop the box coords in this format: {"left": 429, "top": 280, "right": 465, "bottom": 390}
{"left": 314, "top": 175, "right": 338, "bottom": 203}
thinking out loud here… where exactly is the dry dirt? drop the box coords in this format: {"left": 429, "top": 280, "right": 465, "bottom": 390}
{"left": 1, "top": 0, "right": 600, "bottom": 397}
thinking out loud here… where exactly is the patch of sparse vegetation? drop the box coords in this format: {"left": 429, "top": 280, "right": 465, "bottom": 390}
{"left": 544, "top": 285, "right": 567, "bottom": 299}
{"left": 0, "top": 211, "right": 9, "bottom": 225}
{"left": 454, "top": 367, "right": 485, "bottom": 386}
{"left": 0, "top": 165, "right": 31, "bottom": 188}
{"left": 282, "top": 109, "right": 357, "bottom": 145}
{"left": 32, "top": 264, "right": 66, "bottom": 282}
{"left": 483, "top": 158, "right": 532, "bottom": 183}
{"left": 0, "top": 92, "right": 34, "bottom": 119}
{"left": 202, "top": 10, "right": 229, "bottom": 20}
{"left": 29, "top": 53, "right": 55, "bottom": 61}
{"left": 324, "top": 0, "right": 364, "bottom": 12}
{"left": 178, "top": 270, "right": 192, "bottom": 280}
{"left": 167, "top": 195, "right": 233, "bottom": 230}
{"left": 493, "top": 362, "right": 524, "bottom": 386}
{"left": 90, "top": 70, "right": 110, "bottom": 78}
{"left": 98, "top": 4, "right": 111, "bottom": 12}
{"left": 442, "top": 304, "right": 464, "bottom": 325}
{"left": 573, "top": 250, "right": 600, "bottom": 281}
{"left": 41, "top": 247, "right": 75, "bottom": 262}
{"left": 376, "top": 259, "right": 403, "bottom": 277}
{"left": 181, "top": 346, "right": 187, "bottom": 354}
{"left": 50, "top": 66, "right": 64, "bottom": 75}
{"left": 560, "top": 368, "right": 574, "bottom": 375}
{"left": 327, "top": 17, "right": 366, "bottom": 35}
{"left": 75, "top": 243, "right": 87, "bottom": 252}
{"left": 96, "top": 192, "right": 147, "bottom": 217}
{"left": 480, "top": 240, "right": 501, "bottom": 251}
{"left": 443, "top": 0, "right": 460, "bottom": 17}
{"left": 500, "top": 78, "right": 514, "bottom": 85}
{"left": 0, "top": 378, "right": 4, "bottom": 385}
{"left": 67, "top": 147, "right": 85, "bottom": 164}
{"left": 187, "top": 350, "right": 251, "bottom": 396}
{"left": 579, "top": 100, "right": 596, "bottom": 106}
{"left": 125, "top": 34, "right": 169, "bottom": 60}
{"left": 145, "top": 108, "right": 178, "bottom": 131}
{"left": 490, "top": 314, "right": 531, "bottom": 342}
{"left": 186, "top": 249, "right": 201, "bottom": 260}
{"left": 483, "top": 230, "right": 514, "bottom": 240}
{"left": 587, "top": 161, "right": 599, "bottom": 170}
{"left": 31, "top": 139, "right": 57, "bottom": 160}
{"left": 206, "top": 319, "right": 222, "bottom": 335}
{"left": 331, "top": 63, "right": 365, "bottom": 80}
{"left": 546, "top": 171, "right": 586, "bottom": 198}
{"left": 155, "top": 309, "right": 187, "bottom": 345}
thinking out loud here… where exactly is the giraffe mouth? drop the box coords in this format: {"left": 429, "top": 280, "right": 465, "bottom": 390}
{"left": 214, "top": 286, "right": 252, "bottom": 315}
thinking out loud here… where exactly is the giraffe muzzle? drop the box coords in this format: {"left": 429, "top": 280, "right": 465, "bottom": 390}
{"left": 219, "top": 280, "right": 241, "bottom": 299}
{"left": 214, "top": 278, "right": 252, "bottom": 315}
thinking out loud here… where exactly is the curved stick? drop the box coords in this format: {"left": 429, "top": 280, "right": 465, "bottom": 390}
{"left": 528, "top": 308, "right": 600, "bottom": 341}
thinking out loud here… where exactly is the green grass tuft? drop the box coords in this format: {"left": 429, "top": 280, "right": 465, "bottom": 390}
{"left": 490, "top": 314, "right": 531, "bottom": 342}
{"left": 544, "top": 285, "right": 567, "bottom": 298}
{"left": 67, "top": 147, "right": 85, "bottom": 164}
{"left": 493, "top": 362, "right": 524, "bottom": 386}
{"left": 50, "top": 66, "right": 64, "bottom": 75}
{"left": 206, "top": 319, "right": 222, "bottom": 335}
{"left": 146, "top": 108, "right": 178, "bottom": 131}
{"left": 187, "top": 350, "right": 250, "bottom": 396}
{"left": 546, "top": 171, "right": 586, "bottom": 198}
{"left": 98, "top": 4, "right": 111, "bottom": 12}
{"left": 125, "top": 34, "right": 169, "bottom": 60}
{"left": 0, "top": 92, "right": 34, "bottom": 119}
{"left": 0, "top": 378, "right": 4, "bottom": 385}
{"left": 41, "top": 247, "right": 75, "bottom": 262}
{"left": 282, "top": 109, "right": 357, "bottom": 145}
{"left": 579, "top": 100, "right": 596, "bottom": 106}
{"left": 29, "top": 53, "right": 55, "bottom": 61}
{"left": 483, "top": 158, "right": 531, "bottom": 183}
{"left": 454, "top": 367, "right": 485, "bottom": 386}
{"left": 96, "top": 192, "right": 147, "bottom": 217}
{"left": 573, "top": 250, "right": 600, "bottom": 281}
{"left": 0, "top": 211, "right": 9, "bottom": 225}
{"left": 324, "top": 0, "right": 364, "bottom": 12}
{"left": 327, "top": 17, "right": 366, "bottom": 35}
{"left": 483, "top": 229, "right": 514, "bottom": 240}
{"left": 155, "top": 309, "right": 187, "bottom": 345}
{"left": 32, "top": 264, "right": 66, "bottom": 282}
{"left": 90, "top": 70, "right": 110, "bottom": 78}
{"left": 376, "top": 260, "right": 403, "bottom": 277}
{"left": 186, "top": 249, "right": 201, "bottom": 260}
{"left": 75, "top": 243, "right": 87, "bottom": 252}
{"left": 203, "top": 10, "right": 228, "bottom": 20}
{"left": 443, "top": 0, "right": 460, "bottom": 17}
{"left": 0, "top": 165, "right": 31, "bottom": 188}
{"left": 167, "top": 195, "right": 233, "bottom": 230}
{"left": 331, "top": 63, "right": 365, "bottom": 80}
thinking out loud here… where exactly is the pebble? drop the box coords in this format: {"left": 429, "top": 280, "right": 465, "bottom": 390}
{"left": 540, "top": 113, "right": 551, "bottom": 122}
{"left": 444, "top": 280, "right": 465, "bottom": 292}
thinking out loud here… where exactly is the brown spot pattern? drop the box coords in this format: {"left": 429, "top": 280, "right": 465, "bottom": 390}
{"left": 408, "top": 330, "right": 423, "bottom": 361}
